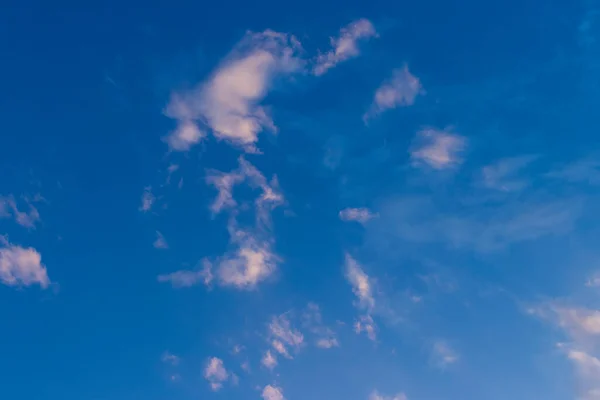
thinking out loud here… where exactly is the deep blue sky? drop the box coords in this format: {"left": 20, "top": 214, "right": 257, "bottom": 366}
{"left": 2, "top": 1, "right": 600, "bottom": 400}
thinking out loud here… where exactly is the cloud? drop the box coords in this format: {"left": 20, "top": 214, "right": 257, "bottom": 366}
{"left": 0, "top": 195, "right": 40, "bottom": 228}
{"left": 302, "top": 303, "right": 339, "bottom": 349}
{"left": 262, "top": 385, "right": 285, "bottom": 400}
{"left": 587, "top": 273, "right": 600, "bottom": 288}
{"left": 345, "top": 253, "right": 375, "bottom": 310}
{"left": 369, "top": 391, "right": 408, "bottom": 400}
{"left": 0, "top": 242, "right": 50, "bottom": 288}
{"left": 163, "top": 120, "right": 205, "bottom": 151}
{"left": 261, "top": 350, "right": 277, "bottom": 369}
{"left": 204, "top": 357, "right": 229, "bottom": 391}
{"left": 480, "top": 155, "right": 538, "bottom": 192}
{"left": 566, "top": 349, "right": 600, "bottom": 399}
{"left": 206, "top": 168, "right": 246, "bottom": 215}
{"left": 364, "top": 66, "right": 422, "bottom": 121}
{"left": 157, "top": 259, "right": 213, "bottom": 288}
{"left": 153, "top": 231, "right": 168, "bottom": 249}
{"left": 139, "top": 186, "right": 155, "bottom": 212}
{"left": 410, "top": 128, "right": 466, "bottom": 170}
{"left": 313, "top": 19, "right": 377, "bottom": 76}
{"left": 216, "top": 239, "right": 279, "bottom": 289}
{"left": 339, "top": 207, "right": 377, "bottom": 224}
{"left": 161, "top": 351, "right": 180, "bottom": 366}
{"left": 354, "top": 314, "right": 377, "bottom": 341}
{"left": 166, "top": 30, "right": 303, "bottom": 151}
{"left": 268, "top": 314, "right": 304, "bottom": 355}
{"left": 431, "top": 340, "right": 459, "bottom": 368}
{"left": 546, "top": 158, "right": 600, "bottom": 185}
{"left": 271, "top": 339, "right": 291, "bottom": 358}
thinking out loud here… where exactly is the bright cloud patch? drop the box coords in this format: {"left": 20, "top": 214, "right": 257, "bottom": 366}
{"left": 410, "top": 128, "right": 466, "bottom": 170}
{"left": 339, "top": 207, "right": 377, "bottom": 224}
{"left": 364, "top": 66, "right": 422, "bottom": 121}
{"left": 268, "top": 314, "right": 304, "bottom": 356}
{"left": 157, "top": 260, "right": 213, "bottom": 288}
{"left": 314, "top": 19, "right": 377, "bottom": 76}
{"left": 0, "top": 242, "right": 50, "bottom": 288}
{"left": 262, "top": 385, "right": 285, "bottom": 400}
{"left": 163, "top": 120, "right": 205, "bottom": 151}
{"left": 354, "top": 314, "right": 377, "bottom": 341}
{"left": 345, "top": 253, "right": 375, "bottom": 310}
{"left": 261, "top": 350, "right": 277, "bottom": 369}
{"left": 370, "top": 391, "right": 408, "bottom": 400}
{"left": 203, "top": 357, "right": 229, "bottom": 391}
{"left": 217, "top": 240, "right": 278, "bottom": 289}
{"left": 166, "top": 31, "right": 302, "bottom": 151}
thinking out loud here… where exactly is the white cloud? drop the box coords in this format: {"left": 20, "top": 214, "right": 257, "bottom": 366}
{"left": 354, "top": 314, "right": 377, "bottom": 341}
{"left": 261, "top": 350, "right": 277, "bottom": 369}
{"left": 432, "top": 340, "right": 459, "bottom": 368}
{"left": 369, "top": 391, "right": 408, "bottom": 400}
{"left": 410, "top": 128, "right": 466, "bottom": 170}
{"left": 339, "top": 207, "right": 377, "bottom": 224}
{"left": 161, "top": 351, "right": 180, "bottom": 366}
{"left": 554, "top": 307, "right": 600, "bottom": 335}
{"left": 314, "top": 19, "right": 377, "bottom": 76}
{"left": 139, "top": 186, "right": 155, "bottom": 212}
{"left": 204, "top": 357, "right": 229, "bottom": 391}
{"left": 364, "top": 66, "right": 422, "bottom": 121}
{"left": 269, "top": 314, "right": 304, "bottom": 353}
{"left": 0, "top": 195, "right": 40, "bottom": 228}
{"left": 163, "top": 120, "right": 205, "bottom": 152}
{"left": 166, "top": 30, "right": 302, "bottom": 151}
{"left": 272, "top": 339, "right": 291, "bottom": 358}
{"left": 565, "top": 349, "right": 600, "bottom": 399}
{"left": 345, "top": 253, "right": 375, "bottom": 310}
{"left": 480, "top": 155, "right": 537, "bottom": 192}
{"left": 206, "top": 168, "right": 245, "bottom": 215}
{"left": 216, "top": 240, "right": 278, "bottom": 289}
{"left": 153, "top": 231, "right": 168, "bottom": 249}
{"left": 262, "top": 385, "right": 285, "bottom": 400}
{"left": 316, "top": 337, "right": 340, "bottom": 349}
{"left": 157, "top": 259, "right": 213, "bottom": 288}
{"left": 0, "top": 242, "right": 50, "bottom": 288}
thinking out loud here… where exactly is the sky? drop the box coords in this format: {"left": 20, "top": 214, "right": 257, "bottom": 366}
{"left": 2, "top": 0, "right": 600, "bottom": 399}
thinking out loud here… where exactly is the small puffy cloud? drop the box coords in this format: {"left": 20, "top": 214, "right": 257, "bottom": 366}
{"left": 432, "top": 340, "right": 459, "bottom": 368}
{"left": 364, "top": 66, "right": 422, "bottom": 121}
{"left": 166, "top": 31, "right": 303, "bottom": 151}
{"left": 0, "top": 242, "right": 50, "bottom": 288}
{"left": 345, "top": 253, "right": 375, "bottom": 310}
{"left": 316, "top": 337, "right": 339, "bottom": 349}
{"left": 161, "top": 351, "right": 180, "bottom": 366}
{"left": 262, "top": 385, "right": 285, "bottom": 400}
{"left": 157, "top": 259, "right": 213, "bottom": 288}
{"left": 480, "top": 155, "right": 538, "bottom": 192}
{"left": 354, "top": 314, "right": 377, "bottom": 341}
{"left": 369, "top": 391, "right": 408, "bottom": 400}
{"left": 153, "top": 231, "right": 168, "bottom": 249}
{"left": 204, "top": 357, "right": 229, "bottom": 391}
{"left": 261, "top": 350, "right": 277, "bottom": 370}
{"left": 314, "top": 19, "right": 377, "bottom": 76}
{"left": 217, "top": 240, "right": 279, "bottom": 289}
{"left": 410, "top": 128, "right": 466, "bottom": 170}
{"left": 163, "top": 120, "right": 205, "bottom": 152}
{"left": 339, "top": 207, "right": 377, "bottom": 224}
{"left": 0, "top": 195, "right": 40, "bottom": 228}
{"left": 139, "top": 186, "right": 155, "bottom": 212}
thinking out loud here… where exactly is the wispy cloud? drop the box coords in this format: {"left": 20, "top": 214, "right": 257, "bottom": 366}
{"left": 161, "top": 351, "right": 180, "bottom": 366}
{"left": 262, "top": 385, "right": 285, "bottom": 400}
{"left": 268, "top": 314, "right": 304, "bottom": 356}
{"left": 410, "top": 128, "right": 466, "bottom": 170}
{"left": 203, "top": 357, "right": 229, "bottom": 391}
{"left": 153, "top": 231, "right": 169, "bottom": 249}
{"left": 354, "top": 314, "right": 377, "bottom": 341}
{"left": 302, "top": 303, "right": 339, "bottom": 349}
{"left": 369, "top": 391, "right": 408, "bottom": 400}
{"left": 0, "top": 241, "right": 50, "bottom": 288}
{"left": 0, "top": 195, "right": 40, "bottom": 228}
{"left": 313, "top": 19, "right": 377, "bottom": 76}
{"left": 339, "top": 207, "right": 377, "bottom": 224}
{"left": 166, "top": 31, "right": 303, "bottom": 152}
{"left": 479, "top": 155, "right": 538, "bottom": 192}
{"left": 157, "top": 259, "right": 213, "bottom": 288}
{"left": 547, "top": 157, "right": 600, "bottom": 186}
{"left": 364, "top": 66, "right": 422, "bottom": 121}
{"left": 139, "top": 186, "right": 155, "bottom": 213}
{"left": 345, "top": 253, "right": 375, "bottom": 310}
{"left": 261, "top": 350, "right": 277, "bottom": 369}
{"left": 431, "top": 340, "right": 459, "bottom": 368}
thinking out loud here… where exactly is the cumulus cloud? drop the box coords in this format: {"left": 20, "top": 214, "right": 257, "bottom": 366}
{"left": 166, "top": 30, "right": 303, "bottom": 151}
{"left": 157, "top": 259, "right": 213, "bottom": 288}
{"left": 314, "top": 19, "right": 377, "bottom": 76}
{"left": 339, "top": 207, "right": 377, "bottom": 224}
{"left": 204, "top": 357, "right": 229, "bottom": 391}
{"left": 262, "top": 385, "right": 285, "bottom": 400}
{"left": 345, "top": 253, "right": 375, "bottom": 310}
{"left": 153, "top": 231, "right": 168, "bottom": 249}
{"left": 370, "top": 391, "right": 408, "bottom": 400}
{"left": 261, "top": 350, "right": 278, "bottom": 369}
{"left": 139, "top": 186, "right": 155, "bottom": 212}
{"left": 163, "top": 120, "right": 205, "bottom": 151}
{"left": 364, "top": 66, "right": 422, "bottom": 121}
{"left": 410, "top": 128, "right": 466, "bottom": 170}
{"left": 432, "top": 340, "right": 459, "bottom": 368}
{"left": 0, "top": 195, "right": 40, "bottom": 228}
{"left": 0, "top": 242, "right": 50, "bottom": 288}
{"left": 216, "top": 239, "right": 279, "bottom": 289}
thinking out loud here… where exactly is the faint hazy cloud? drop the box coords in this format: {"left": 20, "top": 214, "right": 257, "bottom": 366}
{"left": 139, "top": 186, "right": 155, "bottom": 212}
{"left": 345, "top": 253, "right": 375, "bottom": 310}
{"left": 302, "top": 303, "right": 339, "bottom": 349}
{"left": 268, "top": 314, "right": 304, "bottom": 356}
{"left": 354, "top": 314, "right": 377, "bottom": 341}
{"left": 153, "top": 231, "right": 169, "bottom": 249}
{"left": 204, "top": 357, "right": 229, "bottom": 391}
{"left": 0, "top": 195, "right": 40, "bottom": 228}
{"left": 364, "top": 66, "right": 422, "bottom": 121}
{"left": 431, "top": 340, "right": 459, "bottom": 368}
{"left": 370, "top": 391, "right": 408, "bottom": 400}
{"left": 410, "top": 128, "right": 466, "bottom": 170}
{"left": 0, "top": 242, "right": 50, "bottom": 288}
{"left": 547, "top": 158, "right": 600, "bottom": 186}
{"left": 339, "top": 207, "right": 377, "bottom": 224}
{"left": 480, "top": 155, "right": 538, "bottom": 192}
{"left": 157, "top": 259, "right": 213, "bottom": 288}
{"left": 314, "top": 19, "right": 377, "bottom": 76}
{"left": 261, "top": 350, "right": 277, "bottom": 369}
{"left": 166, "top": 31, "right": 303, "bottom": 152}
{"left": 161, "top": 351, "right": 180, "bottom": 366}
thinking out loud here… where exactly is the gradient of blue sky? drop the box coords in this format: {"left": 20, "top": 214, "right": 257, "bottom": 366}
{"left": 2, "top": 1, "right": 600, "bottom": 399}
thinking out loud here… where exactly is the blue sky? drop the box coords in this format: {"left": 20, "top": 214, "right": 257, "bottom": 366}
{"left": 2, "top": 0, "right": 600, "bottom": 399}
